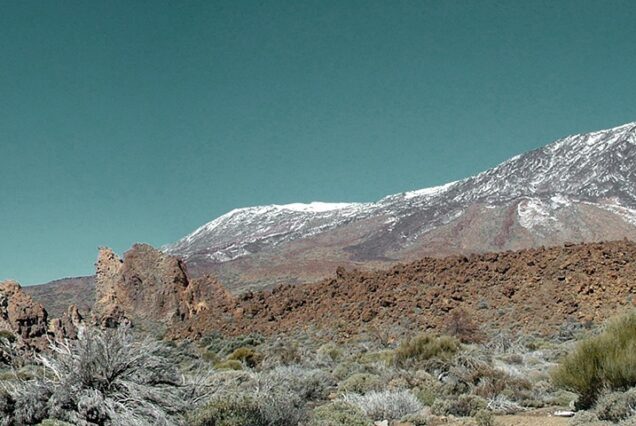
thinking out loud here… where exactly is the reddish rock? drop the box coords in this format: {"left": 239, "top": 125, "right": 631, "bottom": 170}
{"left": 0, "top": 280, "right": 49, "bottom": 348}
{"left": 93, "top": 244, "right": 236, "bottom": 328}
{"left": 170, "top": 240, "right": 636, "bottom": 340}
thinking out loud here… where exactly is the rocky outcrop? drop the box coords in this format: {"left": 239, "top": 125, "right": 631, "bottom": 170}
{"left": 0, "top": 280, "right": 50, "bottom": 349}
{"left": 93, "top": 244, "right": 235, "bottom": 327}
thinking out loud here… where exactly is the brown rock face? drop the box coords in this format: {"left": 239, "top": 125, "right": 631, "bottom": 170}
{"left": 93, "top": 244, "right": 234, "bottom": 327}
{"left": 0, "top": 280, "right": 49, "bottom": 348}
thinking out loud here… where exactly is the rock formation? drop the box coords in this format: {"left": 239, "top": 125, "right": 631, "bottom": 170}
{"left": 93, "top": 244, "right": 235, "bottom": 328}
{"left": 49, "top": 304, "right": 84, "bottom": 340}
{"left": 0, "top": 280, "right": 50, "bottom": 349}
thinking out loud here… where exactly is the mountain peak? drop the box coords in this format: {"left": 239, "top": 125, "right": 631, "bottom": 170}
{"left": 165, "top": 121, "right": 636, "bottom": 289}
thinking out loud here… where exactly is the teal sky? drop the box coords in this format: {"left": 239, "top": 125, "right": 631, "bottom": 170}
{"left": 1, "top": 0, "right": 635, "bottom": 285}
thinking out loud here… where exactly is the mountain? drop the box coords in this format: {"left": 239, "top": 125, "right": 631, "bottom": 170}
{"left": 164, "top": 121, "right": 636, "bottom": 292}
{"left": 28, "top": 121, "right": 636, "bottom": 314}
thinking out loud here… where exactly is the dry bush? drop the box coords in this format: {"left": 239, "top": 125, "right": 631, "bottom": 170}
{"left": 443, "top": 308, "right": 485, "bottom": 344}
{"left": 342, "top": 390, "right": 423, "bottom": 421}
{"left": 594, "top": 388, "right": 636, "bottom": 422}
{"left": 0, "top": 325, "right": 209, "bottom": 425}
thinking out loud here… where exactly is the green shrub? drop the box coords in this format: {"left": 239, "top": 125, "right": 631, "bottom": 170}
{"left": 415, "top": 387, "right": 438, "bottom": 406}
{"left": 214, "top": 360, "right": 244, "bottom": 371}
{"left": 0, "top": 330, "right": 16, "bottom": 343}
{"left": 552, "top": 311, "right": 636, "bottom": 408}
{"left": 227, "top": 347, "right": 263, "bottom": 368}
{"left": 474, "top": 409, "right": 496, "bottom": 426}
{"left": 338, "top": 373, "right": 383, "bottom": 394}
{"left": 190, "top": 390, "right": 305, "bottom": 426}
{"left": 333, "top": 361, "right": 368, "bottom": 381}
{"left": 317, "top": 342, "right": 343, "bottom": 363}
{"left": 308, "top": 401, "right": 372, "bottom": 426}
{"left": 395, "top": 334, "right": 460, "bottom": 367}
{"left": 189, "top": 394, "right": 266, "bottom": 426}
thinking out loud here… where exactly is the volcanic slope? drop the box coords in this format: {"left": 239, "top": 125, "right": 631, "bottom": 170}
{"left": 165, "top": 121, "right": 636, "bottom": 292}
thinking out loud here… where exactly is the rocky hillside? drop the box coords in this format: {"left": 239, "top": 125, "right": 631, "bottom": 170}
{"left": 170, "top": 239, "right": 636, "bottom": 339}
{"left": 24, "top": 276, "right": 95, "bottom": 318}
{"left": 163, "top": 122, "right": 636, "bottom": 292}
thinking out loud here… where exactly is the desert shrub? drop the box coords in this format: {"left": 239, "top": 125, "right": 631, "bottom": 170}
{"left": 415, "top": 386, "right": 438, "bottom": 406}
{"left": 358, "top": 350, "right": 395, "bottom": 366}
{"left": 0, "top": 330, "right": 16, "bottom": 344}
{"left": 227, "top": 347, "right": 263, "bottom": 368}
{"left": 435, "top": 394, "right": 487, "bottom": 417}
{"left": 262, "top": 365, "right": 334, "bottom": 400}
{"left": 0, "top": 325, "right": 205, "bottom": 425}
{"left": 201, "top": 350, "right": 220, "bottom": 364}
{"left": 264, "top": 338, "right": 303, "bottom": 367}
{"left": 594, "top": 388, "right": 636, "bottom": 422}
{"left": 338, "top": 373, "right": 383, "bottom": 394}
{"left": 308, "top": 401, "right": 372, "bottom": 426}
{"left": 202, "top": 332, "right": 264, "bottom": 357}
{"left": 552, "top": 311, "right": 636, "bottom": 408}
{"left": 474, "top": 409, "right": 496, "bottom": 426}
{"left": 400, "top": 410, "right": 431, "bottom": 425}
{"left": 188, "top": 394, "right": 268, "bottom": 426}
{"left": 333, "top": 361, "right": 369, "bottom": 381}
{"left": 342, "top": 390, "right": 423, "bottom": 420}
{"left": 485, "top": 394, "right": 525, "bottom": 414}
{"left": 317, "top": 342, "right": 343, "bottom": 363}
{"left": 190, "top": 388, "right": 305, "bottom": 426}
{"left": 443, "top": 308, "right": 484, "bottom": 344}
{"left": 395, "top": 334, "right": 460, "bottom": 367}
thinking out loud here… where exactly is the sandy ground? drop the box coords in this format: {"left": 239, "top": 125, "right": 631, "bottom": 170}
{"left": 492, "top": 414, "right": 570, "bottom": 426}
{"left": 439, "top": 409, "right": 571, "bottom": 426}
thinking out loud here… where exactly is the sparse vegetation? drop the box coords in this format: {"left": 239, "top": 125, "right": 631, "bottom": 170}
{"left": 0, "top": 325, "right": 208, "bottom": 425}
{"left": 1, "top": 311, "right": 632, "bottom": 425}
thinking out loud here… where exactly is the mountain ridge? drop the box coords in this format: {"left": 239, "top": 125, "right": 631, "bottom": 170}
{"left": 28, "top": 121, "right": 636, "bottom": 310}
{"left": 163, "top": 121, "right": 636, "bottom": 290}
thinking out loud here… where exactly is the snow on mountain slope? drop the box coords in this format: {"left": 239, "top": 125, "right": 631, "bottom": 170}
{"left": 165, "top": 121, "right": 636, "bottom": 288}
{"left": 166, "top": 202, "right": 372, "bottom": 262}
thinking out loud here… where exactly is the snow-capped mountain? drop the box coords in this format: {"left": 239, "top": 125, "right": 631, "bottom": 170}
{"left": 165, "top": 122, "right": 636, "bottom": 291}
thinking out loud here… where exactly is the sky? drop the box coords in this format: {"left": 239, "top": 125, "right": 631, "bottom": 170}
{"left": 1, "top": 0, "right": 635, "bottom": 285}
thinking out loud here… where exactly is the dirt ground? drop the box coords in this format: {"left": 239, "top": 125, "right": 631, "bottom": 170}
{"left": 440, "top": 409, "right": 571, "bottom": 426}
{"left": 492, "top": 415, "right": 569, "bottom": 426}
